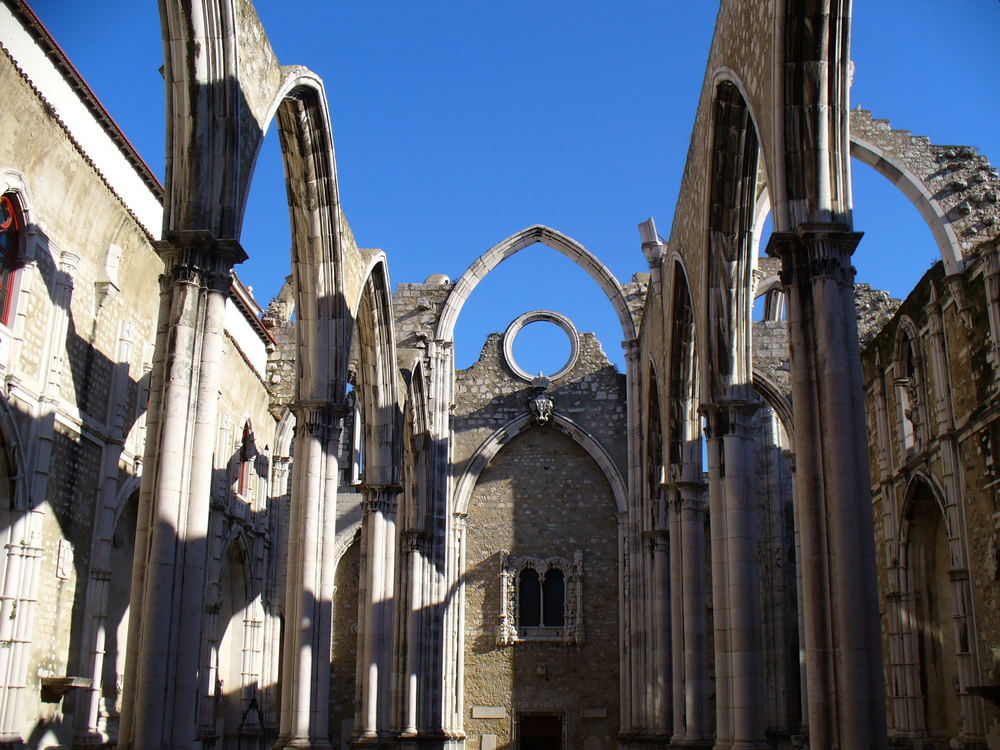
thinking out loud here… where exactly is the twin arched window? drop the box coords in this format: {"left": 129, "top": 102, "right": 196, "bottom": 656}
{"left": 498, "top": 552, "right": 584, "bottom": 645}
{"left": 517, "top": 566, "right": 565, "bottom": 628}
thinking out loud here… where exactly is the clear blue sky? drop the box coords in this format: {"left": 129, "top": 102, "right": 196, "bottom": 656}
{"left": 29, "top": 1, "right": 1000, "bottom": 374}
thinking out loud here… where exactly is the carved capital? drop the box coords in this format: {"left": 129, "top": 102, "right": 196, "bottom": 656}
{"left": 766, "top": 223, "right": 862, "bottom": 288}
{"left": 699, "top": 400, "right": 758, "bottom": 439}
{"left": 154, "top": 230, "right": 248, "bottom": 293}
{"left": 290, "top": 399, "right": 348, "bottom": 440}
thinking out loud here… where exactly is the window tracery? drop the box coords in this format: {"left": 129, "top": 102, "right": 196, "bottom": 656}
{"left": 497, "top": 551, "right": 584, "bottom": 645}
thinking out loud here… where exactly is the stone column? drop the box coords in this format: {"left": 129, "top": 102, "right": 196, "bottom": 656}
{"left": 702, "top": 412, "right": 731, "bottom": 750}
{"left": 649, "top": 523, "right": 671, "bottom": 741}
{"left": 678, "top": 480, "right": 710, "bottom": 746}
{"left": 116, "top": 232, "right": 244, "bottom": 750}
{"left": 716, "top": 402, "right": 767, "bottom": 750}
{"left": 275, "top": 401, "right": 344, "bottom": 750}
{"left": 355, "top": 484, "right": 401, "bottom": 744}
{"left": 768, "top": 224, "right": 887, "bottom": 750}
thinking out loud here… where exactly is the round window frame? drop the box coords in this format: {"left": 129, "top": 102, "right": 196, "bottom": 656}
{"left": 502, "top": 310, "right": 580, "bottom": 382}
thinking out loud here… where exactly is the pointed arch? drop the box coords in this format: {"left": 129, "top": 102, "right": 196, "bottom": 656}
{"left": 275, "top": 70, "right": 349, "bottom": 406}
{"left": 453, "top": 413, "right": 627, "bottom": 517}
{"left": 703, "top": 79, "right": 761, "bottom": 405}
{"left": 435, "top": 225, "right": 636, "bottom": 343}
{"left": 350, "top": 256, "right": 401, "bottom": 486}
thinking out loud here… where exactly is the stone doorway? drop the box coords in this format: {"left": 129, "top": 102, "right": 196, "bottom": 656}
{"left": 517, "top": 713, "right": 563, "bottom": 750}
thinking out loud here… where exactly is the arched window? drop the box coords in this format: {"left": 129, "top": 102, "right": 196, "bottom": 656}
{"left": 894, "top": 329, "right": 924, "bottom": 455}
{"left": 498, "top": 553, "right": 584, "bottom": 645}
{"left": 0, "top": 193, "right": 23, "bottom": 327}
{"left": 518, "top": 568, "right": 541, "bottom": 627}
{"left": 541, "top": 568, "right": 565, "bottom": 627}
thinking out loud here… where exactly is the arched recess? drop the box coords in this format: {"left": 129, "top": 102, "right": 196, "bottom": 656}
{"left": 0, "top": 392, "right": 27, "bottom": 511}
{"left": 703, "top": 79, "right": 762, "bottom": 405}
{"left": 401, "top": 359, "right": 431, "bottom": 532}
{"left": 850, "top": 138, "right": 964, "bottom": 275}
{"left": 895, "top": 474, "right": 965, "bottom": 740}
{"left": 349, "top": 257, "right": 401, "bottom": 486}
{"left": 453, "top": 413, "right": 627, "bottom": 518}
{"left": 751, "top": 370, "right": 793, "bottom": 442}
{"left": 666, "top": 258, "right": 699, "bottom": 476}
{"left": 435, "top": 225, "right": 636, "bottom": 344}
{"left": 215, "top": 537, "right": 258, "bottom": 747}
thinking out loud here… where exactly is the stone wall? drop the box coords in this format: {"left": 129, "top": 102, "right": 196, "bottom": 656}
{"left": 463, "top": 428, "right": 620, "bottom": 749}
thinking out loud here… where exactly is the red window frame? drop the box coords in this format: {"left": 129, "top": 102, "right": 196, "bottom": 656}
{"left": 0, "top": 194, "right": 22, "bottom": 327}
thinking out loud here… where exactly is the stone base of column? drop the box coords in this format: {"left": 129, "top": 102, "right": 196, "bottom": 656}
{"left": 670, "top": 737, "right": 713, "bottom": 749}
{"left": 273, "top": 737, "right": 334, "bottom": 750}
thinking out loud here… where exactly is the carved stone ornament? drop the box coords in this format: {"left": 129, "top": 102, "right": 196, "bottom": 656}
{"left": 528, "top": 378, "right": 554, "bottom": 424}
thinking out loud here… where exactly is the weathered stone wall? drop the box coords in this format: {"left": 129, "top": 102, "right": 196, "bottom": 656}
{"left": 453, "top": 333, "right": 627, "bottom": 482}
{"left": 463, "top": 428, "right": 620, "bottom": 749}
{"left": 862, "top": 255, "right": 1000, "bottom": 743}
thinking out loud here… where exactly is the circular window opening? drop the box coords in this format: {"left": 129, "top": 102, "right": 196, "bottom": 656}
{"left": 502, "top": 311, "right": 580, "bottom": 382}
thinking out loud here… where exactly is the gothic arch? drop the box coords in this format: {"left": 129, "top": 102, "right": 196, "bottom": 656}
{"left": 434, "top": 224, "right": 637, "bottom": 343}
{"left": 702, "top": 79, "right": 761, "bottom": 404}
{"left": 453, "top": 413, "right": 627, "bottom": 517}
{"left": 274, "top": 72, "right": 350, "bottom": 406}
{"left": 666, "top": 257, "right": 700, "bottom": 474}
{"left": 351, "top": 257, "right": 401, "bottom": 486}
{"left": 752, "top": 370, "right": 793, "bottom": 441}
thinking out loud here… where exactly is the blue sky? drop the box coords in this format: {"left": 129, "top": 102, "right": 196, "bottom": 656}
{"left": 29, "top": 1, "right": 1000, "bottom": 374}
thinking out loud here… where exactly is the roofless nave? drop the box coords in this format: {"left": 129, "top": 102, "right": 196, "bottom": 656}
{"left": 1, "top": 1, "right": 999, "bottom": 749}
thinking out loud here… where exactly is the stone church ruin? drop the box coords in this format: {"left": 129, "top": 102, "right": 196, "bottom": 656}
{"left": 0, "top": 0, "right": 999, "bottom": 748}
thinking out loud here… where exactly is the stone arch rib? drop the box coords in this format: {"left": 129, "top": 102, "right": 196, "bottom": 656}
{"left": 273, "top": 70, "right": 349, "bottom": 404}
{"left": 850, "top": 136, "right": 964, "bottom": 275}
{"left": 453, "top": 413, "right": 627, "bottom": 517}
{"left": 434, "top": 225, "right": 636, "bottom": 343}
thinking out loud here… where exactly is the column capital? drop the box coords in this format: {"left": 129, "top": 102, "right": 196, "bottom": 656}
{"left": 699, "top": 399, "right": 758, "bottom": 439}
{"left": 766, "top": 223, "right": 862, "bottom": 288}
{"left": 290, "top": 399, "right": 348, "bottom": 440}
{"left": 153, "top": 230, "right": 248, "bottom": 292}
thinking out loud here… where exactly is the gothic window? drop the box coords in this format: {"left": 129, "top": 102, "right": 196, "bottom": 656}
{"left": 237, "top": 421, "right": 256, "bottom": 497}
{"left": 498, "top": 552, "right": 584, "bottom": 645}
{"left": 894, "top": 329, "right": 924, "bottom": 456}
{"left": 0, "top": 193, "right": 23, "bottom": 327}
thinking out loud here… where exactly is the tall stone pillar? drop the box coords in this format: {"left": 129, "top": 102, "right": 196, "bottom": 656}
{"left": 355, "top": 484, "right": 401, "bottom": 744}
{"left": 275, "top": 401, "right": 344, "bottom": 750}
{"left": 716, "top": 402, "right": 767, "bottom": 750}
{"left": 677, "top": 480, "right": 710, "bottom": 746}
{"left": 702, "top": 414, "right": 731, "bottom": 750}
{"left": 768, "top": 224, "right": 887, "bottom": 750}
{"left": 117, "top": 232, "right": 245, "bottom": 750}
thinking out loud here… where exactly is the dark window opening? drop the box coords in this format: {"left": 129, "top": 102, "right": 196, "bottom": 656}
{"left": 518, "top": 568, "right": 541, "bottom": 626}
{"left": 542, "top": 569, "right": 565, "bottom": 627}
